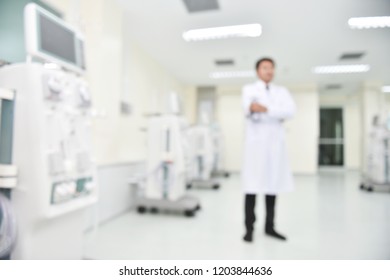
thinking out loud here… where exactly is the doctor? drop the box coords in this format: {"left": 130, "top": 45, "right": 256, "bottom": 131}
{"left": 242, "top": 57, "right": 296, "bottom": 242}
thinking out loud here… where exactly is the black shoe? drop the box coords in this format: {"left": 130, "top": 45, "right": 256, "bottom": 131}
{"left": 265, "top": 228, "right": 287, "bottom": 241}
{"left": 243, "top": 232, "right": 253, "bottom": 242}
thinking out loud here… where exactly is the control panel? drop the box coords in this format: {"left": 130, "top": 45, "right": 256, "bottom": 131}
{"left": 42, "top": 69, "right": 97, "bottom": 208}
{"left": 0, "top": 63, "right": 98, "bottom": 219}
{"left": 51, "top": 177, "right": 95, "bottom": 204}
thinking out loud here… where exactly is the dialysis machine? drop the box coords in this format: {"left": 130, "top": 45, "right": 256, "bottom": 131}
{"left": 186, "top": 124, "right": 220, "bottom": 190}
{"left": 210, "top": 124, "right": 230, "bottom": 178}
{"left": 360, "top": 115, "right": 390, "bottom": 192}
{"left": 0, "top": 89, "right": 17, "bottom": 259}
{"left": 0, "top": 3, "right": 98, "bottom": 259}
{"left": 132, "top": 93, "right": 200, "bottom": 217}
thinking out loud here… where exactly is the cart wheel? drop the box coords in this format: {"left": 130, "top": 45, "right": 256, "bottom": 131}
{"left": 137, "top": 206, "right": 147, "bottom": 214}
{"left": 367, "top": 186, "right": 373, "bottom": 192}
{"left": 359, "top": 183, "right": 365, "bottom": 190}
{"left": 213, "top": 184, "right": 220, "bottom": 190}
{"left": 195, "top": 204, "right": 201, "bottom": 211}
{"left": 184, "top": 210, "right": 195, "bottom": 217}
{"left": 150, "top": 207, "right": 159, "bottom": 214}
{"left": 186, "top": 183, "right": 192, "bottom": 190}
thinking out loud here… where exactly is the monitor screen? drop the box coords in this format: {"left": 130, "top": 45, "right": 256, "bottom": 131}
{"left": 39, "top": 13, "right": 76, "bottom": 65}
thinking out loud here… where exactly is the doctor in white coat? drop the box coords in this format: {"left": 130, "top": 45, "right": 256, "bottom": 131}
{"left": 242, "top": 57, "right": 296, "bottom": 242}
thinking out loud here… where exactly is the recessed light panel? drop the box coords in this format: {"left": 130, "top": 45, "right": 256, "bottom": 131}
{"left": 183, "top": 24, "right": 262, "bottom": 42}
{"left": 313, "top": 64, "right": 370, "bottom": 74}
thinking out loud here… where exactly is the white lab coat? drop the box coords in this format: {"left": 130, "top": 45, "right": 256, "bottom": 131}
{"left": 242, "top": 80, "right": 296, "bottom": 195}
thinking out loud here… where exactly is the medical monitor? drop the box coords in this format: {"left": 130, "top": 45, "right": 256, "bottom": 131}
{"left": 24, "top": 3, "right": 85, "bottom": 73}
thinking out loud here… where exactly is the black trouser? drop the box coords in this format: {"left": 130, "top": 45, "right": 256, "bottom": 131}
{"left": 244, "top": 194, "right": 276, "bottom": 233}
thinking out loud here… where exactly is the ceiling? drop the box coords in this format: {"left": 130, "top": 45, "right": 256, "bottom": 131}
{"left": 119, "top": 0, "right": 390, "bottom": 92}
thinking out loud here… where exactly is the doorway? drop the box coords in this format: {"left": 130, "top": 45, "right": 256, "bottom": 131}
{"left": 319, "top": 108, "right": 344, "bottom": 167}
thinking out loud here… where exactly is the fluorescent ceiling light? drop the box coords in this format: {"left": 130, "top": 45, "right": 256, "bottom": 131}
{"left": 348, "top": 16, "right": 390, "bottom": 29}
{"left": 313, "top": 64, "right": 370, "bottom": 74}
{"left": 183, "top": 24, "right": 262, "bottom": 42}
{"left": 210, "top": 71, "right": 256, "bottom": 79}
{"left": 382, "top": 86, "right": 390, "bottom": 93}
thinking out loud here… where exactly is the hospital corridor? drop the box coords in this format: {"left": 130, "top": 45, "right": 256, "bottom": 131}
{"left": 0, "top": 0, "right": 390, "bottom": 262}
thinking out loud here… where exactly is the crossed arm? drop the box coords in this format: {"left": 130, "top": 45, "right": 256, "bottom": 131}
{"left": 250, "top": 102, "right": 268, "bottom": 113}
{"left": 243, "top": 87, "right": 296, "bottom": 120}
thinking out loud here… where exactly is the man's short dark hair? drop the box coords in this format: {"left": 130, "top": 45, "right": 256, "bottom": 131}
{"left": 255, "top": 57, "right": 275, "bottom": 70}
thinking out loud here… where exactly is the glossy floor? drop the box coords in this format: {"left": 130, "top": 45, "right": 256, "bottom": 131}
{"left": 84, "top": 171, "right": 390, "bottom": 259}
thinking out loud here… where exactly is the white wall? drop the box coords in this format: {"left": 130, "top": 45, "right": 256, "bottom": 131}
{"left": 215, "top": 84, "right": 319, "bottom": 175}
{"left": 286, "top": 84, "right": 319, "bottom": 174}
{"left": 183, "top": 86, "right": 197, "bottom": 123}
{"left": 104, "top": 29, "right": 185, "bottom": 164}
{"left": 345, "top": 101, "right": 361, "bottom": 169}
{"left": 216, "top": 87, "right": 244, "bottom": 172}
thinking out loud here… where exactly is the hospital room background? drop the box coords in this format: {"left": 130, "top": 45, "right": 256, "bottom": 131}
{"left": 0, "top": 0, "right": 389, "bottom": 260}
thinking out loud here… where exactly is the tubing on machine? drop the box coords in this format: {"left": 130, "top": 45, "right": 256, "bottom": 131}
{"left": 0, "top": 192, "right": 17, "bottom": 259}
